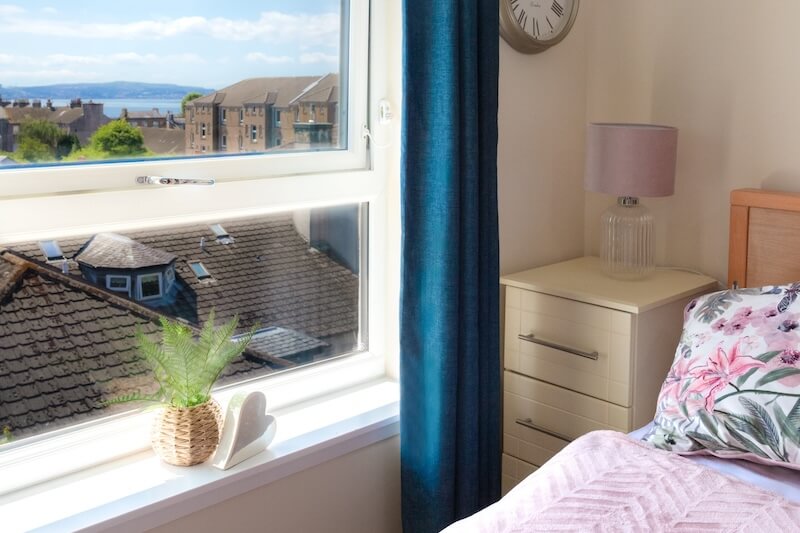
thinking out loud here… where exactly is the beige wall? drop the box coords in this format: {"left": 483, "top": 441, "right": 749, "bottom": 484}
{"left": 583, "top": 0, "right": 800, "bottom": 283}
{"left": 150, "top": 436, "right": 401, "bottom": 533}
{"left": 498, "top": 7, "right": 589, "bottom": 275}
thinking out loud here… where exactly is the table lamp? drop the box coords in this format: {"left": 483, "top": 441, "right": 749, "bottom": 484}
{"left": 585, "top": 123, "right": 678, "bottom": 280}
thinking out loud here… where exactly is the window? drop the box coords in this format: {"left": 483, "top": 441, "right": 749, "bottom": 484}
{"left": 138, "top": 273, "right": 163, "bottom": 300}
{"left": 201, "top": 123, "right": 207, "bottom": 138}
{"left": 106, "top": 275, "right": 131, "bottom": 294}
{"left": 221, "top": 109, "right": 227, "bottom": 124}
{"left": 0, "top": 0, "right": 388, "bottom": 494}
{"left": 221, "top": 135, "right": 227, "bottom": 149}
{"left": 251, "top": 125, "right": 258, "bottom": 143}
{"left": 188, "top": 261, "right": 212, "bottom": 280}
{"left": 38, "top": 240, "right": 64, "bottom": 261}
{"left": 239, "top": 109, "right": 244, "bottom": 125}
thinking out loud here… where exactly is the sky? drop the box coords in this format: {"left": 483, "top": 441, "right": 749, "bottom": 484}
{"left": 0, "top": 1, "right": 341, "bottom": 89}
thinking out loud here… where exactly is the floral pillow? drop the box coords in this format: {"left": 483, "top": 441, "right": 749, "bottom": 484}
{"left": 644, "top": 283, "right": 800, "bottom": 468}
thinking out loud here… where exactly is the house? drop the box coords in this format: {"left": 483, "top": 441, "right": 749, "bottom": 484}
{"left": 0, "top": 212, "right": 358, "bottom": 440}
{"left": 184, "top": 75, "right": 338, "bottom": 154}
{"left": 121, "top": 108, "right": 168, "bottom": 129}
{"left": 0, "top": 98, "right": 109, "bottom": 151}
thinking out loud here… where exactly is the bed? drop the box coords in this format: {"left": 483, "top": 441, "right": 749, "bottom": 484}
{"left": 445, "top": 189, "right": 800, "bottom": 532}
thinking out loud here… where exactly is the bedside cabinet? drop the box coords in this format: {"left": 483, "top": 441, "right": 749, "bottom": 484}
{"left": 499, "top": 256, "right": 718, "bottom": 494}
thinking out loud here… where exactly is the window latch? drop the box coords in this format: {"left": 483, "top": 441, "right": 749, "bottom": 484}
{"left": 136, "top": 176, "right": 216, "bottom": 186}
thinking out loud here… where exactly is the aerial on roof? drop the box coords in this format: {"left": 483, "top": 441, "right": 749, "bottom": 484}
{"left": 0, "top": 210, "right": 360, "bottom": 441}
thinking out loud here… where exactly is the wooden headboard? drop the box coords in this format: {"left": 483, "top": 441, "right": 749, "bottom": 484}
{"left": 729, "top": 188, "right": 800, "bottom": 288}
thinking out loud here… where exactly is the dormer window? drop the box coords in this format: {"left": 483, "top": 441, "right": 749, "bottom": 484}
{"left": 210, "top": 224, "right": 234, "bottom": 245}
{"left": 138, "top": 273, "right": 163, "bottom": 300}
{"left": 38, "top": 240, "right": 65, "bottom": 262}
{"left": 189, "top": 261, "right": 213, "bottom": 281}
{"left": 106, "top": 275, "right": 130, "bottom": 295}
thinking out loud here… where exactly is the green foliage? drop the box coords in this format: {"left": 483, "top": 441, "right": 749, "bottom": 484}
{"left": 13, "top": 119, "right": 80, "bottom": 162}
{"left": 0, "top": 425, "right": 12, "bottom": 446}
{"left": 17, "top": 137, "right": 53, "bottom": 162}
{"left": 89, "top": 119, "right": 147, "bottom": 156}
{"left": 181, "top": 92, "right": 203, "bottom": 116}
{"left": 108, "top": 312, "right": 257, "bottom": 408}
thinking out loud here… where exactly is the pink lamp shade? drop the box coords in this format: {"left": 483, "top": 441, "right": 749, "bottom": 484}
{"left": 584, "top": 123, "right": 678, "bottom": 197}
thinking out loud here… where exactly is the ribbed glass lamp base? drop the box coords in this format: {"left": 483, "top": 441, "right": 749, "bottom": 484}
{"left": 600, "top": 197, "right": 654, "bottom": 280}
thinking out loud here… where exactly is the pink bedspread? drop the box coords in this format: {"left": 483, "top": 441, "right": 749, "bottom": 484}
{"left": 443, "top": 431, "right": 800, "bottom": 532}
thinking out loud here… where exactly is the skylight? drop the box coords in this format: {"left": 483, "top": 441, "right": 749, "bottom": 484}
{"left": 38, "top": 240, "right": 65, "bottom": 262}
{"left": 210, "top": 223, "right": 235, "bottom": 245}
{"left": 189, "top": 261, "right": 213, "bottom": 280}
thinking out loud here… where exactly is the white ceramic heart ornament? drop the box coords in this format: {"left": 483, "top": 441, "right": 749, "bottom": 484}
{"left": 211, "top": 391, "right": 276, "bottom": 470}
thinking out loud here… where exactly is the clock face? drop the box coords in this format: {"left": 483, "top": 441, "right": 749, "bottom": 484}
{"left": 512, "top": 0, "right": 574, "bottom": 41}
{"left": 500, "top": 0, "right": 579, "bottom": 54}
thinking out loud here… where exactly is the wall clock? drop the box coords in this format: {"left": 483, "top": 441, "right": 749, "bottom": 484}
{"left": 500, "top": 0, "right": 579, "bottom": 54}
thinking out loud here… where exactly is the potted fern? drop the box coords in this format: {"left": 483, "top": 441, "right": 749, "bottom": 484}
{"left": 111, "top": 312, "right": 256, "bottom": 466}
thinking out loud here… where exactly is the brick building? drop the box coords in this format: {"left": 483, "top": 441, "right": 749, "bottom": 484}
{"left": 184, "top": 74, "right": 338, "bottom": 155}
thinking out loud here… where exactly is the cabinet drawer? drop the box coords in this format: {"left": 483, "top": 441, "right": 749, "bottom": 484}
{"left": 502, "top": 453, "right": 538, "bottom": 495}
{"left": 503, "top": 423, "right": 569, "bottom": 468}
{"left": 505, "top": 286, "right": 633, "bottom": 406}
{"left": 504, "top": 370, "right": 631, "bottom": 444}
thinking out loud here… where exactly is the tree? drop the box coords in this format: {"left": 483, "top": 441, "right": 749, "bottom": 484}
{"left": 17, "top": 137, "right": 53, "bottom": 162}
{"left": 181, "top": 92, "right": 203, "bottom": 116}
{"left": 89, "top": 119, "right": 147, "bottom": 156}
{"left": 15, "top": 119, "right": 78, "bottom": 162}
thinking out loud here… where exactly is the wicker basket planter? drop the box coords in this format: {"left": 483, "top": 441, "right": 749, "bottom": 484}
{"left": 151, "top": 399, "right": 223, "bottom": 466}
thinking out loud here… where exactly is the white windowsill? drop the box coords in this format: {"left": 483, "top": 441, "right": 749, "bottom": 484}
{"left": 3, "top": 379, "right": 399, "bottom": 533}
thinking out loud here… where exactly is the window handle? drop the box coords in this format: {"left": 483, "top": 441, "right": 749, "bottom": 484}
{"left": 136, "top": 176, "right": 216, "bottom": 186}
{"left": 518, "top": 333, "right": 599, "bottom": 360}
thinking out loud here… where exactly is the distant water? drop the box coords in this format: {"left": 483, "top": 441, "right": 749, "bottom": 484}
{"left": 48, "top": 98, "right": 183, "bottom": 119}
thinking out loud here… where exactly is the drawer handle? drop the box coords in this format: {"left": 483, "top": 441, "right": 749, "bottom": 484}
{"left": 518, "top": 333, "right": 599, "bottom": 361}
{"left": 515, "top": 418, "right": 572, "bottom": 443}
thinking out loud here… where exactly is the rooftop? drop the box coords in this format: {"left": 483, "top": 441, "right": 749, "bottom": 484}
{"left": 1, "top": 212, "right": 359, "bottom": 440}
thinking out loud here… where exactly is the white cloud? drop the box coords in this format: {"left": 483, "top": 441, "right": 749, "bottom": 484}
{"left": 40, "top": 6, "right": 57, "bottom": 15}
{"left": 299, "top": 52, "right": 338, "bottom": 64}
{"left": 0, "top": 54, "right": 15, "bottom": 64}
{"left": 0, "top": 69, "right": 98, "bottom": 82}
{"left": 40, "top": 52, "right": 205, "bottom": 67}
{"left": 0, "top": 4, "right": 24, "bottom": 16}
{"left": 2, "top": 11, "right": 340, "bottom": 47}
{"left": 246, "top": 53, "right": 293, "bottom": 64}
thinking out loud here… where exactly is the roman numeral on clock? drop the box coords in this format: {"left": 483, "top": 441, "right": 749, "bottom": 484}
{"left": 533, "top": 17, "right": 540, "bottom": 38}
{"left": 551, "top": 0, "right": 565, "bottom": 17}
{"left": 516, "top": 8, "right": 528, "bottom": 32}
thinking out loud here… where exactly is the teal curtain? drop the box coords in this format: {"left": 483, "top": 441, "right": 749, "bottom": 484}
{"left": 400, "top": 0, "right": 501, "bottom": 531}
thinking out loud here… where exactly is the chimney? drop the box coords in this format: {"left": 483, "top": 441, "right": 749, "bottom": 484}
{"left": 200, "top": 236, "right": 206, "bottom": 252}
{"left": 120, "top": 108, "right": 128, "bottom": 119}
{"left": 46, "top": 99, "right": 54, "bottom": 110}
{"left": 61, "top": 259, "right": 69, "bottom": 275}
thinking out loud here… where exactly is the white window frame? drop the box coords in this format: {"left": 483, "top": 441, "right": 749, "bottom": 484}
{"left": 251, "top": 125, "right": 257, "bottom": 143}
{"left": 221, "top": 134, "right": 227, "bottom": 149}
{"left": 137, "top": 272, "right": 163, "bottom": 300}
{"left": 0, "top": 0, "right": 397, "bottom": 498}
{"left": 106, "top": 274, "right": 131, "bottom": 294}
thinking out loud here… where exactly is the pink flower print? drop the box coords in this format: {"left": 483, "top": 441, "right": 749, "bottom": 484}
{"left": 763, "top": 349, "right": 800, "bottom": 387}
{"left": 780, "top": 350, "right": 800, "bottom": 365}
{"left": 686, "top": 341, "right": 765, "bottom": 412}
{"left": 711, "top": 318, "right": 727, "bottom": 333}
{"left": 662, "top": 356, "right": 694, "bottom": 404}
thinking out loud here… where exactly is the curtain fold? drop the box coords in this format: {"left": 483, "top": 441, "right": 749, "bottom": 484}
{"left": 400, "top": 0, "right": 501, "bottom": 531}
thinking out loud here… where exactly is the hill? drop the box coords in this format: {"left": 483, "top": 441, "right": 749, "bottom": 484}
{"left": 0, "top": 81, "right": 214, "bottom": 100}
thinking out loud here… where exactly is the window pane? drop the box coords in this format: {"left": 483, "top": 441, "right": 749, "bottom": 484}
{"left": 0, "top": 204, "right": 363, "bottom": 444}
{"left": 0, "top": 1, "right": 345, "bottom": 167}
